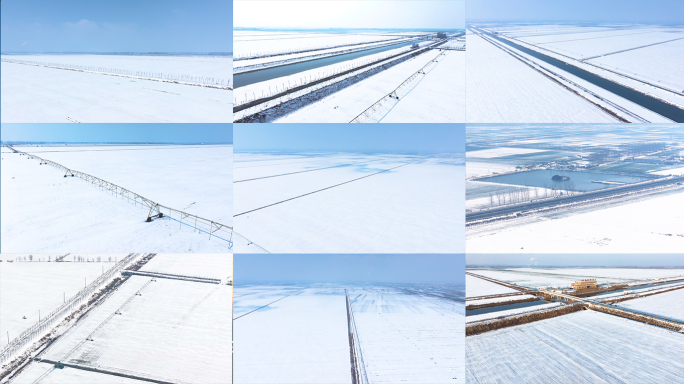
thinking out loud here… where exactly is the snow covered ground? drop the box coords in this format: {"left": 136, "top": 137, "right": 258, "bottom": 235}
{"left": 233, "top": 286, "right": 351, "bottom": 384}
{"left": 1, "top": 54, "right": 230, "bottom": 79}
{"left": 465, "top": 32, "right": 616, "bottom": 123}
{"left": 467, "top": 188, "right": 684, "bottom": 253}
{"left": 379, "top": 51, "right": 465, "bottom": 123}
{"left": 0, "top": 258, "right": 118, "bottom": 349}
{"left": 18, "top": 144, "right": 232, "bottom": 224}
{"left": 1, "top": 148, "right": 231, "bottom": 253}
{"left": 620, "top": 288, "right": 684, "bottom": 321}
{"left": 466, "top": 274, "right": 519, "bottom": 297}
{"left": 466, "top": 310, "right": 684, "bottom": 383}
{"left": 1, "top": 55, "right": 232, "bottom": 123}
{"left": 139, "top": 254, "right": 232, "bottom": 280}
{"left": 233, "top": 153, "right": 464, "bottom": 253}
{"left": 469, "top": 268, "right": 684, "bottom": 290}
{"left": 349, "top": 286, "right": 465, "bottom": 384}
{"left": 515, "top": 27, "right": 684, "bottom": 62}
{"left": 29, "top": 274, "right": 232, "bottom": 383}
{"left": 233, "top": 284, "right": 464, "bottom": 384}
{"left": 588, "top": 37, "right": 684, "bottom": 92}
{"left": 466, "top": 147, "right": 547, "bottom": 159}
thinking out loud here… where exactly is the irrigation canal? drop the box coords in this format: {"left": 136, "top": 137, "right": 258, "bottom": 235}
{"left": 233, "top": 39, "right": 422, "bottom": 88}
{"left": 473, "top": 27, "right": 684, "bottom": 122}
{"left": 467, "top": 278, "right": 684, "bottom": 320}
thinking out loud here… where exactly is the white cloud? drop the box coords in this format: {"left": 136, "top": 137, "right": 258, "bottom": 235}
{"left": 20, "top": 41, "right": 28, "bottom": 46}
{"left": 64, "top": 19, "right": 98, "bottom": 31}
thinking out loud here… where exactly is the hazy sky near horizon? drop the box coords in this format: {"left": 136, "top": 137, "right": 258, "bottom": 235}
{"left": 235, "top": 124, "right": 465, "bottom": 153}
{"left": 1, "top": 0, "right": 232, "bottom": 53}
{"left": 467, "top": 254, "right": 684, "bottom": 267}
{"left": 467, "top": 0, "right": 684, "bottom": 24}
{"left": 0, "top": 124, "right": 232, "bottom": 144}
{"left": 235, "top": 254, "right": 465, "bottom": 284}
{"left": 235, "top": 0, "right": 465, "bottom": 29}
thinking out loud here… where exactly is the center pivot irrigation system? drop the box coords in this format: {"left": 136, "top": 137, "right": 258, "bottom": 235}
{"left": 5, "top": 146, "right": 233, "bottom": 248}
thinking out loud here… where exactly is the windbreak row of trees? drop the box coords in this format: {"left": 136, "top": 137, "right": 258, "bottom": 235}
{"left": 10, "top": 256, "right": 117, "bottom": 262}
{"left": 487, "top": 182, "right": 579, "bottom": 207}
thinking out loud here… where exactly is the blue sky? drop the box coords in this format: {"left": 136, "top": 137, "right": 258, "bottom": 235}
{"left": 467, "top": 254, "right": 684, "bottom": 267}
{"left": 235, "top": 254, "right": 465, "bottom": 284}
{"left": 235, "top": 0, "right": 465, "bottom": 29}
{"left": 0, "top": 124, "right": 232, "bottom": 144}
{"left": 235, "top": 124, "right": 465, "bottom": 153}
{"left": 468, "top": 0, "right": 684, "bottom": 24}
{"left": 0, "top": 0, "right": 232, "bottom": 53}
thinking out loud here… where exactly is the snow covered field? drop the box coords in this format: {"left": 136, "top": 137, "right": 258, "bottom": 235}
{"left": 233, "top": 286, "right": 350, "bottom": 384}
{"left": 349, "top": 286, "right": 465, "bottom": 383}
{"left": 1, "top": 55, "right": 232, "bottom": 123}
{"left": 139, "top": 254, "right": 232, "bottom": 280}
{"left": 469, "top": 268, "right": 684, "bottom": 290}
{"left": 465, "top": 32, "right": 616, "bottom": 123}
{"left": 379, "top": 51, "right": 465, "bottom": 123}
{"left": 233, "top": 284, "right": 464, "bottom": 384}
{"left": 466, "top": 310, "right": 684, "bottom": 383}
{"left": 466, "top": 274, "right": 519, "bottom": 297}
{"left": 26, "top": 274, "right": 232, "bottom": 383}
{"left": 19, "top": 145, "right": 232, "bottom": 224}
{"left": 1, "top": 146, "right": 232, "bottom": 253}
{"left": 621, "top": 288, "right": 684, "bottom": 321}
{"left": 0, "top": 258, "right": 118, "bottom": 349}
{"left": 233, "top": 153, "right": 464, "bottom": 253}
{"left": 467, "top": 189, "right": 684, "bottom": 253}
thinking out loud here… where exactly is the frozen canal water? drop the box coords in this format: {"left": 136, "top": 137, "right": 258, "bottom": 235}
{"left": 477, "top": 169, "right": 655, "bottom": 192}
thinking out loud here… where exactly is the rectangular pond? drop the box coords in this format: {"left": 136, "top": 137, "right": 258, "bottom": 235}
{"left": 477, "top": 169, "right": 656, "bottom": 192}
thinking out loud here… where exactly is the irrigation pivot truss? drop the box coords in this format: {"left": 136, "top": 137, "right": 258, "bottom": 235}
{"left": 350, "top": 46, "right": 450, "bottom": 123}
{"left": 6, "top": 146, "right": 233, "bottom": 248}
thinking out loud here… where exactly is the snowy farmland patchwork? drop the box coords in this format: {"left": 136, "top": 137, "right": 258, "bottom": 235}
{"left": 233, "top": 284, "right": 464, "bottom": 384}
{"left": 466, "top": 24, "right": 684, "bottom": 123}
{"left": 1, "top": 144, "right": 232, "bottom": 253}
{"left": 233, "top": 30, "right": 464, "bottom": 123}
{"left": 1, "top": 254, "right": 232, "bottom": 384}
{"left": 466, "top": 266, "right": 684, "bottom": 382}
{"left": 466, "top": 125, "right": 684, "bottom": 253}
{"left": 232, "top": 152, "right": 464, "bottom": 253}
{"left": 467, "top": 310, "right": 684, "bottom": 383}
{"left": 1, "top": 54, "right": 232, "bottom": 123}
